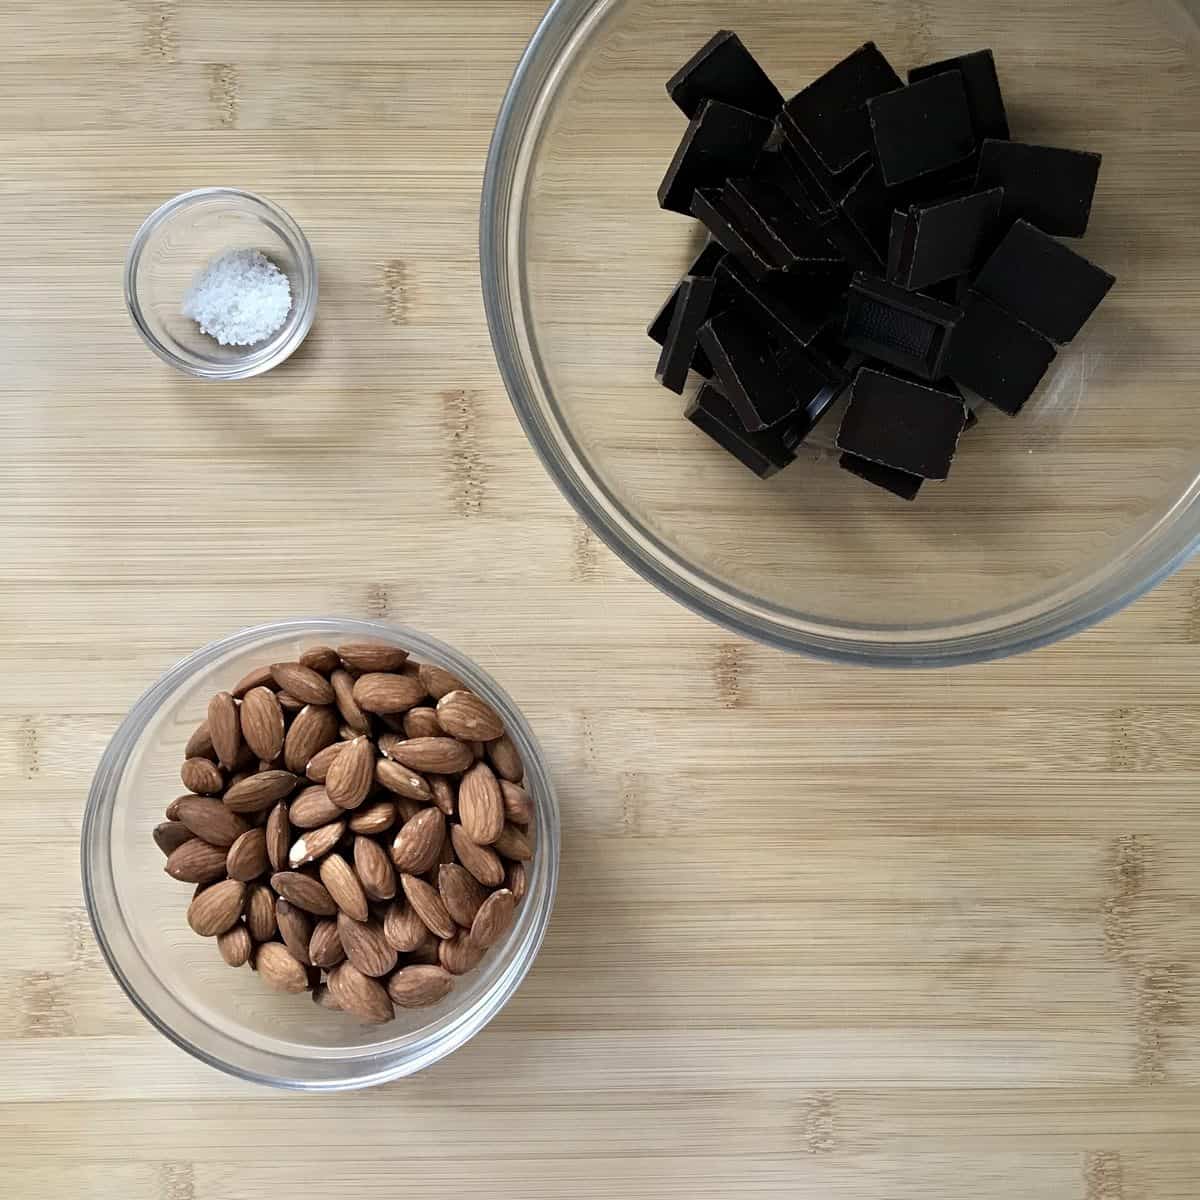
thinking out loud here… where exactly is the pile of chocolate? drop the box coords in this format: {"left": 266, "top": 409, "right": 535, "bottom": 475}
{"left": 650, "top": 34, "right": 1116, "bottom": 499}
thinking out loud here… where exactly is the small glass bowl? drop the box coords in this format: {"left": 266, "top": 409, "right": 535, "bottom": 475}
{"left": 81, "top": 619, "right": 559, "bottom": 1091}
{"left": 124, "top": 188, "right": 318, "bottom": 380}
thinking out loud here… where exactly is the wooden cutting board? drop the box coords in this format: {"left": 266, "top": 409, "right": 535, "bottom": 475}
{"left": 0, "top": 3, "right": 1197, "bottom": 1198}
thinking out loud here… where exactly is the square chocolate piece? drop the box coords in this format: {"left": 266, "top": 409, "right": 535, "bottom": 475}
{"left": 837, "top": 366, "right": 968, "bottom": 479}
{"left": 658, "top": 100, "right": 773, "bottom": 216}
{"left": 667, "top": 30, "right": 784, "bottom": 121}
{"left": 973, "top": 218, "right": 1115, "bottom": 343}
{"left": 975, "top": 139, "right": 1101, "bottom": 237}
{"left": 715, "top": 257, "right": 831, "bottom": 349}
{"left": 782, "top": 43, "right": 902, "bottom": 174}
{"left": 842, "top": 274, "right": 962, "bottom": 379}
{"left": 656, "top": 275, "right": 718, "bottom": 393}
{"left": 686, "top": 384, "right": 798, "bottom": 479}
{"left": 868, "top": 71, "right": 976, "bottom": 187}
{"left": 909, "top": 49, "right": 1010, "bottom": 141}
{"left": 943, "top": 291, "right": 1057, "bottom": 415}
{"left": 889, "top": 187, "right": 1004, "bottom": 290}
{"left": 839, "top": 452, "right": 924, "bottom": 500}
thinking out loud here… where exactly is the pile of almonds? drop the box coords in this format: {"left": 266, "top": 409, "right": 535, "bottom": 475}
{"left": 154, "top": 641, "right": 534, "bottom": 1024}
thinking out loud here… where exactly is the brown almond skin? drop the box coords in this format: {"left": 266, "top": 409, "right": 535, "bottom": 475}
{"left": 255, "top": 942, "right": 309, "bottom": 994}
{"left": 382, "top": 900, "right": 428, "bottom": 952}
{"left": 154, "top": 820, "right": 193, "bottom": 857}
{"left": 374, "top": 757, "right": 432, "bottom": 802}
{"left": 506, "top": 860, "right": 528, "bottom": 903}
{"left": 187, "top": 879, "right": 246, "bottom": 936}
{"left": 270, "top": 871, "right": 337, "bottom": 916}
{"left": 336, "top": 912, "right": 398, "bottom": 977}
{"left": 330, "top": 668, "right": 371, "bottom": 735}
{"left": 438, "top": 863, "right": 488, "bottom": 928}
{"left": 493, "top": 822, "right": 534, "bottom": 862}
{"left": 164, "top": 795, "right": 188, "bottom": 822}
{"left": 354, "top": 835, "right": 397, "bottom": 901}
{"left": 244, "top": 883, "right": 277, "bottom": 942}
{"left": 313, "top": 983, "right": 341, "bottom": 1011}
{"left": 277, "top": 691, "right": 304, "bottom": 712}
{"left": 407, "top": 930, "right": 442, "bottom": 966}
{"left": 418, "top": 662, "right": 465, "bottom": 701}
{"left": 450, "top": 824, "right": 505, "bottom": 887}
{"left": 436, "top": 690, "right": 505, "bottom": 742}
{"left": 387, "top": 964, "right": 454, "bottom": 1008}
{"left": 337, "top": 641, "right": 408, "bottom": 673}
{"left": 500, "top": 780, "right": 534, "bottom": 825}
{"left": 181, "top": 757, "right": 224, "bottom": 796}
{"left": 390, "top": 808, "right": 445, "bottom": 875}
{"left": 231, "top": 663, "right": 275, "bottom": 698}
{"left": 275, "top": 898, "right": 313, "bottom": 965}
{"left": 348, "top": 800, "right": 397, "bottom": 837}
{"left": 487, "top": 734, "right": 524, "bottom": 783}
{"left": 438, "top": 930, "right": 485, "bottom": 975}
{"left": 165, "top": 838, "right": 228, "bottom": 885}
{"left": 459, "top": 761, "right": 505, "bottom": 845}
{"left": 226, "top": 828, "right": 269, "bottom": 882}
{"left": 402, "top": 707, "right": 444, "bottom": 739}
{"left": 385, "top": 737, "right": 473, "bottom": 775}
{"left": 328, "top": 962, "right": 394, "bottom": 1024}
{"left": 299, "top": 645, "right": 340, "bottom": 674}
{"left": 288, "top": 820, "right": 346, "bottom": 869}
{"left": 240, "top": 686, "right": 285, "bottom": 762}
{"left": 352, "top": 672, "right": 427, "bottom": 715}
{"left": 217, "top": 925, "right": 253, "bottom": 967}
{"left": 288, "top": 785, "right": 343, "bottom": 829}
{"left": 265, "top": 802, "right": 290, "bottom": 872}
{"left": 309, "top": 919, "right": 345, "bottom": 968}
{"left": 223, "top": 770, "right": 301, "bottom": 814}
{"left": 175, "top": 796, "right": 249, "bottom": 848}
{"left": 470, "top": 888, "right": 516, "bottom": 948}
{"left": 305, "top": 741, "right": 344, "bottom": 784}
{"left": 326, "top": 736, "right": 375, "bottom": 811}
{"left": 185, "top": 719, "right": 217, "bottom": 761}
{"left": 270, "top": 662, "right": 335, "bottom": 707}
{"left": 207, "top": 691, "right": 242, "bottom": 769}
{"left": 400, "top": 873, "right": 457, "bottom": 940}
{"left": 319, "top": 853, "right": 370, "bottom": 922}
{"left": 283, "top": 703, "right": 339, "bottom": 775}
{"left": 428, "top": 774, "right": 457, "bottom": 816}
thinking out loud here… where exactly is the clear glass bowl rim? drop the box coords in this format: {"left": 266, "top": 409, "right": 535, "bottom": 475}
{"left": 478, "top": 0, "right": 1200, "bottom": 667}
{"left": 81, "top": 618, "right": 560, "bottom": 1091}
{"left": 123, "top": 186, "right": 319, "bottom": 381}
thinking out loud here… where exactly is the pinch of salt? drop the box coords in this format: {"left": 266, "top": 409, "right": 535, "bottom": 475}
{"left": 182, "top": 248, "right": 293, "bottom": 347}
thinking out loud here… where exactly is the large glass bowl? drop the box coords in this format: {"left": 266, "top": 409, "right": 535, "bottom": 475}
{"left": 481, "top": 0, "right": 1200, "bottom": 665}
{"left": 81, "top": 619, "right": 558, "bottom": 1091}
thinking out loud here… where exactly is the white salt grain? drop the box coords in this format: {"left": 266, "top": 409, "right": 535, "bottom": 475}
{"left": 182, "top": 248, "right": 292, "bottom": 347}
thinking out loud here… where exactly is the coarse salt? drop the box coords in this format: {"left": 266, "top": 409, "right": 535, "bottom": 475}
{"left": 182, "top": 248, "right": 292, "bottom": 347}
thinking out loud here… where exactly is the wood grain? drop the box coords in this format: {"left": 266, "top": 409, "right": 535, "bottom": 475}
{"left": 0, "top": 2, "right": 1199, "bottom": 1199}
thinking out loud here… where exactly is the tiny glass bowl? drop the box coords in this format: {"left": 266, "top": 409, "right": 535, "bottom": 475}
{"left": 81, "top": 619, "right": 559, "bottom": 1090}
{"left": 124, "top": 188, "right": 319, "bottom": 380}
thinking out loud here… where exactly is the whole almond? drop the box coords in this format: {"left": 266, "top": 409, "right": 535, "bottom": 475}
{"left": 275, "top": 898, "right": 313, "bottom": 964}
{"left": 388, "top": 964, "right": 454, "bottom": 1008}
{"left": 500, "top": 780, "right": 534, "bottom": 824}
{"left": 309, "top": 919, "right": 345, "bottom": 968}
{"left": 223, "top": 770, "right": 300, "bottom": 813}
{"left": 226, "top": 828, "right": 269, "bottom": 881}
{"left": 439, "top": 930, "right": 485, "bottom": 975}
{"left": 402, "top": 707, "right": 444, "bottom": 739}
{"left": 506, "top": 860, "right": 527, "bottom": 902}
{"left": 217, "top": 924, "right": 253, "bottom": 967}
{"left": 181, "top": 757, "right": 224, "bottom": 796}
{"left": 494, "top": 822, "right": 534, "bottom": 862}
{"left": 352, "top": 672, "right": 426, "bottom": 715}
{"left": 232, "top": 663, "right": 276, "bottom": 698}
{"left": 428, "top": 774, "right": 457, "bottom": 816}
{"left": 175, "top": 796, "right": 249, "bottom": 848}
{"left": 185, "top": 719, "right": 217, "bottom": 761}
{"left": 385, "top": 737, "right": 473, "bottom": 775}
{"left": 487, "top": 734, "right": 524, "bottom": 783}
{"left": 374, "top": 757, "right": 433, "bottom": 802}
{"left": 337, "top": 641, "right": 408, "bottom": 673}
{"left": 450, "top": 824, "right": 505, "bottom": 887}
{"left": 207, "top": 691, "right": 242, "bottom": 769}
{"left": 270, "top": 662, "right": 335, "bottom": 707}
{"left": 265, "top": 802, "right": 290, "bottom": 872}
{"left": 331, "top": 668, "right": 371, "bottom": 735}
{"left": 288, "top": 785, "right": 343, "bottom": 829}
{"left": 348, "top": 800, "right": 397, "bottom": 836}
{"left": 299, "top": 645, "right": 340, "bottom": 674}
{"left": 391, "top": 808, "right": 445, "bottom": 875}
{"left": 328, "top": 962, "right": 393, "bottom": 1024}
{"left": 382, "top": 900, "right": 429, "bottom": 952}
{"left": 271, "top": 871, "right": 337, "bottom": 916}
{"left": 165, "top": 838, "right": 228, "bottom": 884}
{"left": 400, "top": 873, "right": 457, "bottom": 939}
{"left": 436, "top": 690, "right": 504, "bottom": 742}
{"left": 240, "top": 686, "right": 285, "bottom": 762}
{"left": 245, "top": 883, "right": 277, "bottom": 941}
{"left": 319, "top": 852, "right": 370, "bottom": 922}
{"left": 336, "top": 912, "right": 398, "bottom": 977}
{"left": 326, "top": 736, "right": 374, "bottom": 811}
{"left": 470, "top": 888, "right": 516, "bottom": 948}
{"left": 438, "top": 862, "right": 488, "bottom": 927}
{"left": 154, "top": 820, "right": 193, "bottom": 857}
{"left": 419, "top": 662, "right": 465, "bottom": 701}
{"left": 288, "top": 819, "right": 346, "bottom": 868}
{"left": 187, "top": 879, "right": 245, "bottom": 936}
{"left": 305, "top": 741, "right": 344, "bottom": 783}
{"left": 255, "top": 942, "right": 309, "bottom": 994}
{"left": 459, "top": 762, "right": 505, "bottom": 845}
{"left": 354, "top": 835, "right": 396, "bottom": 901}
{"left": 283, "top": 704, "right": 339, "bottom": 775}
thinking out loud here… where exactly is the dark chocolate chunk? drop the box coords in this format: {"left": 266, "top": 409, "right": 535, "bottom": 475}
{"left": 868, "top": 71, "right": 976, "bottom": 187}
{"left": 943, "top": 291, "right": 1057, "bottom": 415}
{"left": 722, "top": 172, "right": 841, "bottom": 272}
{"left": 782, "top": 43, "right": 902, "bottom": 174}
{"left": 667, "top": 30, "right": 784, "bottom": 121}
{"left": 691, "top": 187, "right": 775, "bottom": 279}
{"left": 776, "top": 128, "right": 852, "bottom": 217}
{"left": 656, "top": 275, "right": 718, "bottom": 393}
{"left": 836, "top": 366, "right": 967, "bottom": 479}
{"left": 975, "top": 139, "right": 1101, "bottom": 237}
{"left": 909, "top": 49, "right": 1010, "bottom": 142}
{"left": 715, "top": 257, "right": 830, "bottom": 348}
{"left": 838, "top": 163, "right": 892, "bottom": 259}
{"left": 842, "top": 274, "right": 962, "bottom": 379}
{"left": 973, "top": 218, "right": 1115, "bottom": 343}
{"left": 647, "top": 241, "right": 727, "bottom": 376}
{"left": 839, "top": 452, "right": 924, "bottom": 500}
{"left": 658, "top": 100, "right": 773, "bottom": 216}
{"left": 889, "top": 187, "right": 1003, "bottom": 290}
{"left": 686, "top": 384, "right": 797, "bottom": 479}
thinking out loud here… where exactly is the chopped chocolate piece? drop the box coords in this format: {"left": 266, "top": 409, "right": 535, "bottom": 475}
{"left": 667, "top": 30, "right": 784, "bottom": 121}
{"left": 889, "top": 187, "right": 1003, "bottom": 290}
{"left": 686, "top": 384, "right": 797, "bottom": 478}
{"left": 782, "top": 43, "right": 902, "bottom": 174}
{"left": 842, "top": 274, "right": 962, "bottom": 379}
{"left": 868, "top": 71, "right": 976, "bottom": 187}
{"left": 691, "top": 187, "right": 775, "bottom": 279}
{"left": 943, "top": 291, "right": 1057, "bottom": 415}
{"left": 909, "top": 49, "right": 1010, "bottom": 142}
{"left": 647, "top": 242, "right": 727, "bottom": 376}
{"left": 972, "top": 218, "right": 1115, "bottom": 343}
{"left": 658, "top": 100, "right": 773, "bottom": 216}
{"left": 837, "top": 366, "right": 967, "bottom": 479}
{"left": 975, "top": 139, "right": 1101, "bottom": 237}
{"left": 839, "top": 452, "right": 924, "bottom": 500}
{"left": 656, "top": 275, "right": 718, "bottom": 393}
{"left": 715, "top": 257, "right": 830, "bottom": 348}
{"left": 838, "top": 162, "right": 892, "bottom": 258}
